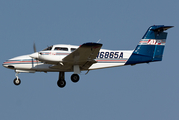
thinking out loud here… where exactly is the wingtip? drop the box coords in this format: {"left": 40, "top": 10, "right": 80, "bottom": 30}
{"left": 79, "top": 42, "right": 103, "bottom": 49}
{"left": 81, "top": 42, "right": 102, "bottom": 46}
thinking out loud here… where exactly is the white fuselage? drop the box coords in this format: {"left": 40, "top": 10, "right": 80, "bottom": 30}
{"left": 3, "top": 44, "right": 133, "bottom": 73}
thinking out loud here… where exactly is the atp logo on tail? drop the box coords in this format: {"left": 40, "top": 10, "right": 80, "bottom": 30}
{"left": 147, "top": 39, "right": 162, "bottom": 45}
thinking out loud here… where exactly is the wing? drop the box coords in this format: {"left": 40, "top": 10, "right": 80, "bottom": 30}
{"left": 62, "top": 42, "right": 102, "bottom": 70}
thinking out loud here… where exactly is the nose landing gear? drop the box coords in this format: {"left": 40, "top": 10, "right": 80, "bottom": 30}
{"left": 14, "top": 73, "right": 21, "bottom": 85}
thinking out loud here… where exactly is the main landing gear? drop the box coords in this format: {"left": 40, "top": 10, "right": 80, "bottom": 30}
{"left": 57, "top": 72, "right": 66, "bottom": 88}
{"left": 71, "top": 74, "right": 79, "bottom": 83}
{"left": 13, "top": 73, "right": 21, "bottom": 86}
{"left": 57, "top": 72, "right": 80, "bottom": 88}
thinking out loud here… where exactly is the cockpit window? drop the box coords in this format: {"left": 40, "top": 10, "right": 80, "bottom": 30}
{"left": 43, "top": 46, "right": 53, "bottom": 51}
{"left": 71, "top": 48, "right": 76, "bottom": 52}
{"left": 54, "top": 47, "right": 68, "bottom": 51}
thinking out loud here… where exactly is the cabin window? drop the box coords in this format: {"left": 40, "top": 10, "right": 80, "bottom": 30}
{"left": 71, "top": 48, "right": 76, "bottom": 52}
{"left": 54, "top": 47, "right": 68, "bottom": 51}
{"left": 43, "top": 46, "right": 53, "bottom": 51}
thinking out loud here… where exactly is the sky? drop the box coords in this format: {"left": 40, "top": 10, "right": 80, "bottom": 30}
{"left": 0, "top": 0, "right": 179, "bottom": 120}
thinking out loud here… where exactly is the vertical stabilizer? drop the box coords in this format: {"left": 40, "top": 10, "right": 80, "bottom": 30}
{"left": 125, "top": 25, "right": 173, "bottom": 65}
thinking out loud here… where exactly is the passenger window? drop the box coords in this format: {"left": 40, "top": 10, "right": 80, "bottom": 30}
{"left": 54, "top": 47, "right": 68, "bottom": 51}
{"left": 71, "top": 48, "right": 76, "bottom": 52}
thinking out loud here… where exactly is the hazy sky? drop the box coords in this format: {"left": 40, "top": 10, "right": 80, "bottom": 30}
{"left": 0, "top": 0, "right": 178, "bottom": 120}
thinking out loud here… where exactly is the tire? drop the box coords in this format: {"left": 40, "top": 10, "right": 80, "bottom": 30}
{"left": 13, "top": 78, "right": 21, "bottom": 85}
{"left": 71, "top": 74, "right": 80, "bottom": 83}
{"left": 57, "top": 80, "right": 66, "bottom": 88}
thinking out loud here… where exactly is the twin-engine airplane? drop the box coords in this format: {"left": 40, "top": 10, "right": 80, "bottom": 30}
{"left": 3, "top": 25, "right": 173, "bottom": 88}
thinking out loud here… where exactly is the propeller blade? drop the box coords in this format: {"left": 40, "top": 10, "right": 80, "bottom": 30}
{"left": 33, "top": 43, "right": 37, "bottom": 53}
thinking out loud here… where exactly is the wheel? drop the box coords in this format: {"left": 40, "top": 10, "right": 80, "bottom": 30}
{"left": 13, "top": 78, "right": 21, "bottom": 85}
{"left": 71, "top": 74, "right": 80, "bottom": 83}
{"left": 57, "top": 79, "right": 66, "bottom": 88}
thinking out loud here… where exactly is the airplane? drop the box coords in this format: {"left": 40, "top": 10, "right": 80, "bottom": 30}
{"left": 2, "top": 25, "right": 173, "bottom": 88}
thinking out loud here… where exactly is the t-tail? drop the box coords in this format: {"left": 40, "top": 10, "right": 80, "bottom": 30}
{"left": 125, "top": 25, "right": 173, "bottom": 65}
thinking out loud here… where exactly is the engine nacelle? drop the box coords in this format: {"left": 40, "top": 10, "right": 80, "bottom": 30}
{"left": 30, "top": 51, "right": 64, "bottom": 64}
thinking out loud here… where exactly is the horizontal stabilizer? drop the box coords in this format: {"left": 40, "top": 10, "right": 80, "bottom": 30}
{"left": 150, "top": 25, "right": 174, "bottom": 32}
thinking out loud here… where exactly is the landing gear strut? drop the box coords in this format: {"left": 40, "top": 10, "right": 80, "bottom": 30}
{"left": 14, "top": 73, "right": 21, "bottom": 85}
{"left": 57, "top": 72, "right": 66, "bottom": 88}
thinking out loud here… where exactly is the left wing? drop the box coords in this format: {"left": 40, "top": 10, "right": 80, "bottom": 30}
{"left": 62, "top": 42, "right": 102, "bottom": 70}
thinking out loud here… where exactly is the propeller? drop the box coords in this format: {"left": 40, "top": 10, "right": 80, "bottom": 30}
{"left": 33, "top": 42, "right": 37, "bottom": 53}
{"left": 29, "top": 43, "right": 39, "bottom": 59}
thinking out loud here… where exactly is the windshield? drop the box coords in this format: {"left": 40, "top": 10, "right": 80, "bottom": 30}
{"left": 43, "top": 46, "right": 53, "bottom": 51}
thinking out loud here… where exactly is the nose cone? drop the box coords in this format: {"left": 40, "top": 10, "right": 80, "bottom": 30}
{"left": 2, "top": 61, "right": 7, "bottom": 68}
{"left": 3, "top": 54, "right": 32, "bottom": 70}
{"left": 2, "top": 60, "right": 15, "bottom": 69}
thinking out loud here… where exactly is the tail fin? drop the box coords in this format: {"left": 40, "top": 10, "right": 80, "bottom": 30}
{"left": 126, "top": 25, "right": 173, "bottom": 65}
